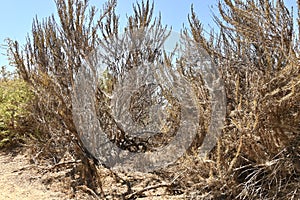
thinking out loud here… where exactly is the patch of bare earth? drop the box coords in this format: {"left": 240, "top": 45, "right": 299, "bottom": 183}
{"left": 0, "top": 148, "right": 189, "bottom": 199}
{"left": 0, "top": 149, "right": 69, "bottom": 200}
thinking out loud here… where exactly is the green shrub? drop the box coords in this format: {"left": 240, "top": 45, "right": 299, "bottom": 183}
{"left": 0, "top": 75, "right": 33, "bottom": 147}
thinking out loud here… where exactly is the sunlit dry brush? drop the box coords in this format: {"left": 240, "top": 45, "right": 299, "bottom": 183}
{"left": 167, "top": 0, "right": 300, "bottom": 199}
{"left": 7, "top": 0, "right": 119, "bottom": 193}
{"left": 6, "top": 0, "right": 300, "bottom": 199}
{"left": 7, "top": 0, "right": 180, "bottom": 197}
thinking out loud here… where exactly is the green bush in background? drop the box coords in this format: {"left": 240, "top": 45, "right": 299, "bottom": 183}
{"left": 0, "top": 68, "right": 33, "bottom": 147}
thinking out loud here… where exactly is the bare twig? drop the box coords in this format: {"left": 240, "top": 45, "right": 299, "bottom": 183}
{"left": 125, "top": 182, "right": 171, "bottom": 199}
{"left": 77, "top": 185, "right": 101, "bottom": 200}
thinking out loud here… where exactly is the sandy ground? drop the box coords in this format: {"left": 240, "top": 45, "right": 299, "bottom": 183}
{"left": 0, "top": 149, "right": 186, "bottom": 200}
{"left": 0, "top": 150, "right": 67, "bottom": 200}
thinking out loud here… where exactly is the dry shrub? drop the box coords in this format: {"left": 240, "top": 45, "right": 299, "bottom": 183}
{"left": 6, "top": 0, "right": 300, "bottom": 199}
{"left": 165, "top": 0, "right": 300, "bottom": 199}
{"left": 7, "top": 0, "right": 118, "bottom": 192}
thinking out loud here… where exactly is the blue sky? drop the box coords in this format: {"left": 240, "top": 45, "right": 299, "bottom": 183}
{"left": 0, "top": 0, "right": 296, "bottom": 70}
{"left": 0, "top": 0, "right": 220, "bottom": 70}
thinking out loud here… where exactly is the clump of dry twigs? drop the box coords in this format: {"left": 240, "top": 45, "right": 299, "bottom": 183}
{"left": 166, "top": 0, "right": 300, "bottom": 199}
{"left": 6, "top": 0, "right": 300, "bottom": 199}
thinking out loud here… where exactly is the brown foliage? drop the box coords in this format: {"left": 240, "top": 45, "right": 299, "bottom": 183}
{"left": 174, "top": 0, "right": 300, "bottom": 199}
{"left": 8, "top": 0, "right": 117, "bottom": 192}
{"left": 6, "top": 0, "right": 300, "bottom": 199}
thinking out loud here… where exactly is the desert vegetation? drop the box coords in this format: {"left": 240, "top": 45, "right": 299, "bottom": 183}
{"left": 1, "top": 0, "right": 299, "bottom": 199}
{"left": 0, "top": 67, "right": 34, "bottom": 148}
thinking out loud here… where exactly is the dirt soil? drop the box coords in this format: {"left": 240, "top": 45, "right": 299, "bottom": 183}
{"left": 0, "top": 148, "right": 186, "bottom": 200}
{"left": 0, "top": 149, "right": 68, "bottom": 200}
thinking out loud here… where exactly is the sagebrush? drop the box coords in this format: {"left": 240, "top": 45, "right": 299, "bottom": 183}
{"left": 6, "top": 0, "right": 300, "bottom": 199}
